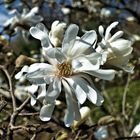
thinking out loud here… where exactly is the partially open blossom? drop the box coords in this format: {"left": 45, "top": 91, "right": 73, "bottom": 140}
{"left": 49, "top": 20, "right": 66, "bottom": 47}
{"left": 16, "top": 23, "right": 117, "bottom": 127}
{"left": 4, "top": 7, "right": 43, "bottom": 34}
{"left": 131, "top": 122, "right": 140, "bottom": 136}
{"left": 30, "top": 20, "right": 66, "bottom": 48}
{"left": 96, "top": 21, "right": 133, "bottom": 73}
{"left": 72, "top": 106, "right": 91, "bottom": 128}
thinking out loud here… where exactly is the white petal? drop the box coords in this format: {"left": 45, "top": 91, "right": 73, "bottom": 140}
{"left": 70, "top": 30, "right": 97, "bottom": 56}
{"left": 46, "top": 48, "right": 65, "bottom": 63}
{"left": 40, "top": 103, "right": 55, "bottom": 121}
{"left": 73, "top": 99, "right": 81, "bottom": 121}
{"left": 98, "top": 25, "right": 104, "bottom": 37}
{"left": 131, "top": 122, "right": 140, "bottom": 136}
{"left": 87, "top": 85, "right": 104, "bottom": 106}
{"left": 28, "top": 63, "right": 53, "bottom": 73}
{"left": 109, "top": 31, "right": 123, "bottom": 42}
{"left": 62, "top": 24, "right": 79, "bottom": 54}
{"left": 26, "top": 7, "right": 38, "bottom": 18}
{"left": 45, "top": 78, "right": 61, "bottom": 103}
{"left": 37, "top": 84, "right": 46, "bottom": 99}
{"left": 36, "top": 23, "right": 48, "bottom": 34}
{"left": 73, "top": 57, "right": 100, "bottom": 72}
{"left": 30, "top": 95, "right": 37, "bottom": 106}
{"left": 55, "top": 49, "right": 66, "bottom": 63}
{"left": 117, "top": 65, "right": 134, "bottom": 73}
{"left": 84, "top": 69, "right": 116, "bottom": 81}
{"left": 105, "top": 21, "right": 119, "bottom": 40}
{"left": 26, "top": 63, "right": 53, "bottom": 84}
{"left": 30, "top": 27, "right": 51, "bottom": 48}
{"left": 107, "top": 53, "right": 131, "bottom": 66}
{"left": 44, "top": 48, "right": 58, "bottom": 65}
{"left": 65, "top": 77, "right": 87, "bottom": 104}
{"left": 73, "top": 106, "right": 90, "bottom": 127}
{"left": 62, "top": 80, "right": 75, "bottom": 127}
{"left": 27, "top": 84, "right": 38, "bottom": 94}
{"left": 111, "top": 39, "right": 132, "bottom": 55}
{"left": 51, "top": 20, "right": 59, "bottom": 28}
{"left": 15, "top": 65, "right": 29, "bottom": 79}
{"left": 44, "top": 76, "right": 54, "bottom": 84}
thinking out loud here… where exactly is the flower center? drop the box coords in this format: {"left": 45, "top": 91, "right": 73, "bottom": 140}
{"left": 57, "top": 61, "right": 72, "bottom": 77}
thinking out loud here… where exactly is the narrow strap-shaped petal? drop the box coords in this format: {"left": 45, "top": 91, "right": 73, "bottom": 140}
{"left": 45, "top": 78, "right": 61, "bottom": 103}
{"left": 62, "top": 80, "right": 75, "bottom": 127}
{"left": 28, "top": 63, "right": 53, "bottom": 73}
{"left": 15, "top": 65, "right": 29, "bottom": 79}
{"left": 36, "top": 23, "right": 48, "bottom": 34}
{"left": 84, "top": 69, "right": 116, "bottom": 81}
{"left": 27, "top": 84, "right": 38, "bottom": 94}
{"left": 87, "top": 85, "right": 104, "bottom": 106}
{"left": 37, "top": 84, "right": 46, "bottom": 99}
{"left": 70, "top": 30, "right": 97, "bottom": 57}
{"left": 54, "top": 48, "right": 66, "bottom": 63}
{"left": 40, "top": 103, "right": 55, "bottom": 121}
{"left": 26, "top": 63, "right": 53, "bottom": 84}
{"left": 30, "top": 95, "right": 37, "bottom": 106}
{"left": 73, "top": 56, "right": 100, "bottom": 72}
{"left": 105, "top": 21, "right": 119, "bottom": 40}
{"left": 98, "top": 25, "right": 104, "bottom": 37}
{"left": 109, "top": 31, "right": 123, "bottom": 42}
{"left": 65, "top": 77, "right": 87, "bottom": 104}
{"left": 62, "top": 24, "right": 79, "bottom": 54}
{"left": 30, "top": 26, "right": 51, "bottom": 48}
{"left": 78, "top": 74, "right": 104, "bottom": 106}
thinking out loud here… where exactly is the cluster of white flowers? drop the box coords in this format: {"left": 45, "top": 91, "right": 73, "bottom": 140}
{"left": 15, "top": 20, "right": 133, "bottom": 126}
{"left": 4, "top": 7, "right": 43, "bottom": 37}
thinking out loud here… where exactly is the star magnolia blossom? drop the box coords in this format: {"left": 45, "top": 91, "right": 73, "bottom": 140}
{"left": 4, "top": 7, "right": 43, "bottom": 32}
{"left": 20, "top": 23, "right": 116, "bottom": 127}
{"left": 96, "top": 21, "right": 133, "bottom": 73}
{"left": 30, "top": 20, "right": 66, "bottom": 48}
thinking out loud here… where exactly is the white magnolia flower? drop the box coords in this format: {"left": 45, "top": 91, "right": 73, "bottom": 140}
{"left": 24, "top": 23, "right": 116, "bottom": 126}
{"left": 4, "top": 7, "right": 43, "bottom": 33}
{"left": 14, "top": 84, "right": 38, "bottom": 105}
{"left": 131, "top": 122, "right": 140, "bottom": 136}
{"left": 94, "top": 126, "right": 109, "bottom": 140}
{"left": 73, "top": 106, "right": 90, "bottom": 128}
{"left": 30, "top": 20, "right": 66, "bottom": 48}
{"left": 96, "top": 21, "right": 133, "bottom": 73}
{"left": 49, "top": 20, "right": 66, "bottom": 47}
{"left": 15, "top": 65, "right": 39, "bottom": 106}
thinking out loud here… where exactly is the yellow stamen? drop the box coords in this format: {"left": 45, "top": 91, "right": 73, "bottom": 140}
{"left": 57, "top": 61, "right": 72, "bottom": 77}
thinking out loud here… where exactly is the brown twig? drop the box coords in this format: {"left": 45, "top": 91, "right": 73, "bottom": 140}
{"left": 122, "top": 74, "right": 131, "bottom": 120}
{"left": 18, "top": 112, "right": 39, "bottom": 116}
{"left": 115, "top": 136, "right": 140, "bottom": 140}
{"left": 0, "top": 65, "right": 32, "bottom": 140}
{"left": 16, "top": 96, "right": 30, "bottom": 112}
{"left": 0, "top": 65, "right": 16, "bottom": 111}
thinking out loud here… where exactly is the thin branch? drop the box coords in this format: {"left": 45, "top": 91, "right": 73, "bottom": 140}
{"left": 0, "top": 65, "right": 16, "bottom": 111}
{"left": 0, "top": 100, "right": 7, "bottom": 112}
{"left": 30, "top": 133, "right": 37, "bottom": 140}
{"left": 122, "top": 74, "right": 131, "bottom": 119}
{"left": 18, "top": 112, "right": 39, "bottom": 116}
{"left": 101, "top": 81, "right": 116, "bottom": 114}
{"left": 129, "top": 98, "right": 140, "bottom": 130}
{"left": 115, "top": 136, "right": 140, "bottom": 140}
{"left": 16, "top": 96, "right": 30, "bottom": 112}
